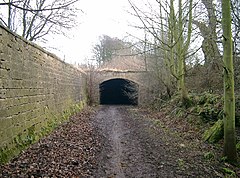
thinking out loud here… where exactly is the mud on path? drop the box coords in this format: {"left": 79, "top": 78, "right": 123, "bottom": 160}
{"left": 93, "top": 105, "right": 222, "bottom": 178}
{"left": 0, "top": 106, "right": 223, "bottom": 177}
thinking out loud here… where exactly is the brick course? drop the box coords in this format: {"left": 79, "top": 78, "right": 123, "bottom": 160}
{"left": 0, "top": 25, "right": 86, "bottom": 151}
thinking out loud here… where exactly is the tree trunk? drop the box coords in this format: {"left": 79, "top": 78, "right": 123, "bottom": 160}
{"left": 168, "top": 0, "right": 177, "bottom": 78}
{"left": 222, "top": 0, "right": 237, "bottom": 163}
{"left": 7, "top": 0, "right": 11, "bottom": 29}
{"left": 203, "top": 119, "right": 224, "bottom": 143}
{"left": 193, "top": 0, "right": 221, "bottom": 65}
{"left": 177, "top": 0, "right": 192, "bottom": 106}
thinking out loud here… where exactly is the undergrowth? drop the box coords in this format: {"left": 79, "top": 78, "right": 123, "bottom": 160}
{"left": 150, "top": 92, "right": 240, "bottom": 125}
{"left": 148, "top": 92, "right": 240, "bottom": 175}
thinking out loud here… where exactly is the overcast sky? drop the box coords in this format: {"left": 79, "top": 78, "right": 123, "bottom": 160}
{"left": 46, "top": 0, "right": 139, "bottom": 65}
{"left": 43, "top": 0, "right": 204, "bottom": 66}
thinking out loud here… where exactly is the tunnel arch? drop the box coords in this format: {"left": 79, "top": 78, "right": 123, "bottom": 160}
{"left": 99, "top": 78, "right": 139, "bottom": 105}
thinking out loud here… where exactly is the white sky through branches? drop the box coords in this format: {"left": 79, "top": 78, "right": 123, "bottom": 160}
{"left": 0, "top": 0, "right": 206, "bottom": 65}
{"left": 45, "top": 0, "right": 137, "bottom": 65}
{"left": 40, "top": 0, "right": 204, "bottom": 65}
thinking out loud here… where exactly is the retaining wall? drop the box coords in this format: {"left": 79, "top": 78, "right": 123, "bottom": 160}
{"left": 0, "top": 25, "right": 86, "bottom": 162}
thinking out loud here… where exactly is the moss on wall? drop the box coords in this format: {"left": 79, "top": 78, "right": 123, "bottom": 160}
{"left": 0, "top": 101, "right": 86, "bottom": 164}
{"left": 0, "top": 25, "right": 87, "bottom": 164}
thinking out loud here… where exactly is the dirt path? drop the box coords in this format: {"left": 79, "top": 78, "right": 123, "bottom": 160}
{"left": 92, "top": 106, "right": 157, "bottom": 177}
{"left": 92, "top": 105, "right": 222, "bottom": 178}
{"left": 1, "top": 106, "right": 224, "bottom": 177}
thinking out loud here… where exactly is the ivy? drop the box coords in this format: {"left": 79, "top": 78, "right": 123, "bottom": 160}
{"left": 190, "top": 92, "right": 223, "bottom": 122}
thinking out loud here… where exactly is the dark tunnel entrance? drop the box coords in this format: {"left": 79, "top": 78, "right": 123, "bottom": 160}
{"left": 99, "top": 78, "right": 139, "bottom": 105}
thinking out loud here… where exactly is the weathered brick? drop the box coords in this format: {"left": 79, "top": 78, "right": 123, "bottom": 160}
{"left": 0, "top": 25, "right": 86, "bottom": 156}
{"left": 0, "top": 68, "right": 9, "bottom": 79}
{"left": 0, "top": 117, "right": 12, "bottom": 131}
{"left": 0, "top": 89, "right": 7, "bottom": 99}
{"left": 0, "top": 130, "right": 11, "bottom": 144}
{"left": 9, "top": 125, "right": 25, "bottom": 137}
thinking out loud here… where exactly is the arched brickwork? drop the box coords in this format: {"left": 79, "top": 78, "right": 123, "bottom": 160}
{"left": 91, "top": 70, "right": 147, "bottom": 105}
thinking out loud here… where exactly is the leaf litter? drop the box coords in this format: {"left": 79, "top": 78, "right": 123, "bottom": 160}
{"left": 1, "top": 105, "right": 240, "bottom": 177}
{"left": 0, "top": 107, "right": 101, "bottom": 178}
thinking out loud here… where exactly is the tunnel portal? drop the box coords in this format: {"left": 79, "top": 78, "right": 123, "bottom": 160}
{"left": 99, "top": 78, "right": 139, "bottom": 105}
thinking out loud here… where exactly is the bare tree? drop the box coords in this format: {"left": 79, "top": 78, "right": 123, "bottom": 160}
{"left": 0, "top": 0, "right": 79, "bottom": 42}
{"left": 92, "top": 35, "right": 134, "bottom": 67}
{"left": 193, "top": 0, "right": 221, "bottom": 66}
{"left": 222, "top": 0, "right": 237, "bottom": 163}
{"left": 231, "top": 0, "right": 240, "bottom": 56}
{"left": 128, "top": 0, "right": 195, "bottom": 105}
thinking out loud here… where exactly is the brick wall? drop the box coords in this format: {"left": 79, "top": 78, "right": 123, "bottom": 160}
{"left": 0, "top": 25, "right": 86, "bottom": 159}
